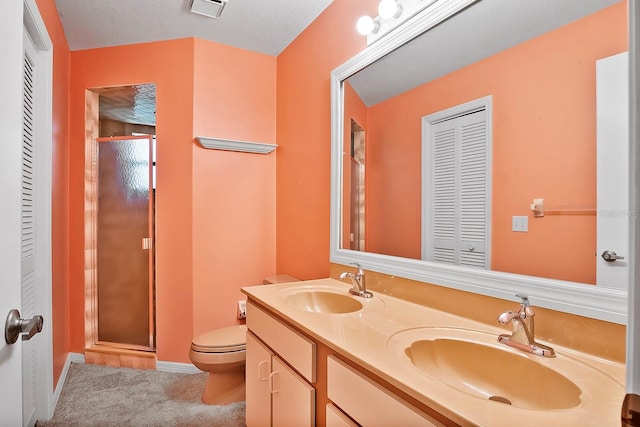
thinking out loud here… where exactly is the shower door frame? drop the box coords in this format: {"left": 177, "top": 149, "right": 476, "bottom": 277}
{"left": 90, "top": 134, "right": 156, "bottom": 352}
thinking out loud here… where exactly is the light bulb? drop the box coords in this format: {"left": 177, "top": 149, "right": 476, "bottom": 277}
{"left": 356, "top": 16, "right": 377, "bottom": 35}
{"left": 378, "top": 0, "right": 402, "bottom": 19}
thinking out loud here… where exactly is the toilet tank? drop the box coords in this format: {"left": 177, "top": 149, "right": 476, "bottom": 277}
{"left": 263, "top": 274, "right": 299, "bottom": 285}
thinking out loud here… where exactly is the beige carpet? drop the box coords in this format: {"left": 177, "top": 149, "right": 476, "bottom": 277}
{"left": 37, "top": 362, "right": 246, "bottom": 427}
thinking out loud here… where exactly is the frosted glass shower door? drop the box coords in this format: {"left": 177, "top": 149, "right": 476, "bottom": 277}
{"left": 96, "top": 135, "right": 154, "bottom": 350}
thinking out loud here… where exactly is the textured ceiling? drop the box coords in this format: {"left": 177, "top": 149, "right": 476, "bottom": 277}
{"left": 54, "top": 0, "right": 334, "bottom": 56}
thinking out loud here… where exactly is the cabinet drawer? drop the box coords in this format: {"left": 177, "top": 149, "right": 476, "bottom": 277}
{"left": 247, "top": 301, "right": 316, "bottom": 382}
{"left": 326, "top": 403, "right": 358, "bottom": 427}
{"left": 327, "top": 356, "right": 445, "bottom": 427}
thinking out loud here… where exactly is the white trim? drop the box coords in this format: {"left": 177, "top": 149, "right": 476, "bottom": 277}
{"left": 50, "top": 355, "right": 201, "bottom": 416}
{"left": 332, "top": 0, "right": 478, "bottom": 83}
{"left": 49, "top": 353, "right": 84, "bottom": 421}
{"left": 628, "top": 0, "right": 640, "bottom": 394}
{"left": 156, "top": 361, "right": 202, "bottom": 374}
{"left": 68, "top": 352, "right": 86, "bottom": 364}
{"left": 52, "top": 358, "right": 70, "bottom": 409}
{"left": 196, "top": 136, "right": 277, "bottom": 154}
{"left": 330, "top": 0, "right": 627, "bottom": 325}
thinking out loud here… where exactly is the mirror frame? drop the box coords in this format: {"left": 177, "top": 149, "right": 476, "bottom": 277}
{"left": 330, "top": 0, "right": 627, "bottom": 324}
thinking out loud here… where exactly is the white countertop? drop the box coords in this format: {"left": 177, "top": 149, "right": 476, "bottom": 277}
{"left": 242, "top": 278, "right": 625, "bottom": 427}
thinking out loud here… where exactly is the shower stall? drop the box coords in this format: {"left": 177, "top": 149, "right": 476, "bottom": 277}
{"left": 94, "top": 135, "right": 155, "bottom": 351}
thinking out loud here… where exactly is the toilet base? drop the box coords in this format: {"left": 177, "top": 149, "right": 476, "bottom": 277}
{"left": 201, "top": 369, "right": 246, "bottom": 405}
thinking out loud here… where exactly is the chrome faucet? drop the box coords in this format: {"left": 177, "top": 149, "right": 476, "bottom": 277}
{"left": 339, "top": 263, "right": 373, "bottom": 298}
{"left": 497, "top": 294, "right": 555, "bottom": 357}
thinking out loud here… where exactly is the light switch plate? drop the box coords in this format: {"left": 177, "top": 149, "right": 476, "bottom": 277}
{"left": 512, "top": 216, "right": 528, "bottom": 232}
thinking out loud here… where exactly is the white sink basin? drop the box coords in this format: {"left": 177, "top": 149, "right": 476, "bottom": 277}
{"left": 406, "top": 337, "right": 580, "bottom": 410}
{"left": 285, "top": 290, "right": 363, "bottom": 314}
{"left": 386, "top": 327, "right": 622, "bottom": 411}
{"left": 276, "top": 282, "right": 385, "bottom": 315}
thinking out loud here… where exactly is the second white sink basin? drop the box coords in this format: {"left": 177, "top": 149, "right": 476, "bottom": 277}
{"left": 406, "top": 337, "right": 581, "bottom": 410}
{"left": 385, "top": 327, "right": 609, "bottom": 411}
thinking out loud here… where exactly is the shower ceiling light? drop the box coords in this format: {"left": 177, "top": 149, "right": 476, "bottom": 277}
{"left": 190, "top": 0, "right": 229, "bottom": 19}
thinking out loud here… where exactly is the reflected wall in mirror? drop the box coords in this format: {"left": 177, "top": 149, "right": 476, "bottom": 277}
{"left": 340, "top": 0, "right": 626, "bottom": 285}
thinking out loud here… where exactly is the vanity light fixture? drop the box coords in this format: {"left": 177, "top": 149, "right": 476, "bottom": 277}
{"left": 378, "top": 0, "right": 403, "bottom": 19}
{"left": 356, "top": 0, "right": 439, "bottom": 43}
{"left": 356, "top": 16, "right": 380, "bottom": 35}
{"left": 190, "top": 0, "right": 229, "bottom": 19}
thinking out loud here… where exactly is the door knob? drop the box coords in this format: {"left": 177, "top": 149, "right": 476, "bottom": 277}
{"left": 601, "top": 250, "right": 625, "bottom": 262}
{"left": 4, "top": 309, "right": 43, "bottom": 345}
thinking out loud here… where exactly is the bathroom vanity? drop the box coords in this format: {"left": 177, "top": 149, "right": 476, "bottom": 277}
{"left": 242, "top": 278, "right": 624, "bottom": 427}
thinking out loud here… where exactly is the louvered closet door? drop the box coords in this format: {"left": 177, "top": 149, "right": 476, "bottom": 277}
{"left": 431, "top": 121, "right": 457, "bottom": 264}
{"left": 429, "top": 109, "right": 488, "bottom": 268}
{"left": 22, "top": 31, "right": 38, "bottom": 426}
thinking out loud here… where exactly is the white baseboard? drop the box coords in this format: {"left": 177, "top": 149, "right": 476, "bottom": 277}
{"left": 52, "top": 353, "right": 84, "bottom": 410}
{"left": 68, "top": 352, "right": 85, "bottom": 364}
{"left": 52, "top": 352, "right": 198, "bottom": 411}
{"left": 156, "top": 360, "right": 201, "bottom": 374}
{"left": 48, "top": 353, "right": 200, "bottom": 420}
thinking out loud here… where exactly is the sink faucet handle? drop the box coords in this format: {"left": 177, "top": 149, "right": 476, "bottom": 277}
{"left": 350, "top": 262, "right": 364, "bottom": 275}
{"left": 515, "top": 293, "right": 535, "bottom": 318}
{"left": 515, "top": 293, "right": 530, "bottom": 306}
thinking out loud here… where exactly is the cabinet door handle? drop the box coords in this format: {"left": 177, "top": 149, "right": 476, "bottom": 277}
{"left": 268, "top": 371, "right": 279, "bottom": 394}
{"left": 258, "top": 360, "right": 268, "bottom": 381}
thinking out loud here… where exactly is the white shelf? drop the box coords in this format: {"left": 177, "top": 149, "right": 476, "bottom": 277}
{"left": 196, "top": 136, "right": 277, "bottom": 154}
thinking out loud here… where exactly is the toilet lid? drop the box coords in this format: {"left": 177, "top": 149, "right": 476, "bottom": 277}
{"left": 191, "top": 325, "right": 247, "bottom": 353}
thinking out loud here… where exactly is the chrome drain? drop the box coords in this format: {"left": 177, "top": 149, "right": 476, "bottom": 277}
{"left": 489, "top": 396, "right": 512, "bottom": 405}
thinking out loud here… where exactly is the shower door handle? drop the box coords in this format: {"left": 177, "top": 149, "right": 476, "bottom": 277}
{"left": 5, "top": 309, "right": 44, "bottom": 344}
{"left": 142, "top": 237, "right": 153, "bottom": 250}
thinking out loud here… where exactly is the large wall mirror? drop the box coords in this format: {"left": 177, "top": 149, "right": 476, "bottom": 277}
{"left": 330, "top": 0, "right": 628, "bottom": 323}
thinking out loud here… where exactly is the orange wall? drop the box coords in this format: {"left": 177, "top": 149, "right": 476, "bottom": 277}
{"left": 35, "top": 0, "right": 70, "bottom": 389}
{"left": 275, "top": 0, "right": 378, "bottom": 278}
{"left": 68, "top": 37, "right": 277, "bottom": 364}
{"left": 362, "top": 2, "right": 627, "bottom": 284}
{"left": 69, "top": 39, "right": 196, "bottom": 363}
{"left": 191, "top": 39, "right": 277, "bottom": 337}
{"left": 41, "top": 0, "right": 624, "bottom": 373}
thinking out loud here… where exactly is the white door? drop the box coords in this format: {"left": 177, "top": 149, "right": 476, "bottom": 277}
{"left": 0, "top": 0, "right": 30, "bottom": 424}
{"left": 1, "top": 1, "right": 54, "bottom": 425}
{"left": 596, "top": 52, "right": 629, "bottom": 290}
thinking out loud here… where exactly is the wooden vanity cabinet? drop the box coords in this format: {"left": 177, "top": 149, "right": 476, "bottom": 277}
{"left": 245, "top": 300, "right": 454, "bottom": 427}
{"left": 246, "top": 302, "right": 316, "bottom": 427}
{"left": 246, "top": 332, "right": 315, "bottom": 427}
{"left": 245, "top": 332, "right": 271, "bottom": 426}
{"left": 326, "top": 356, "right": 447, "bottom": 427}
{"left": 325, "top": 403, "right": 358, "bottom": 427}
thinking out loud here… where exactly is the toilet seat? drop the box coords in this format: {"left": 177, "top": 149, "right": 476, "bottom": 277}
{"left": 191, "top": 325, "right": 247, "bottom": 353}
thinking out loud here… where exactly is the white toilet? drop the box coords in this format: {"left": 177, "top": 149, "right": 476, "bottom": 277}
{"left": 189, "top": 324, "right": 248, "bottom": 405}
{"left": 189, "top": 275, "right": 299, "bottom": 405}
